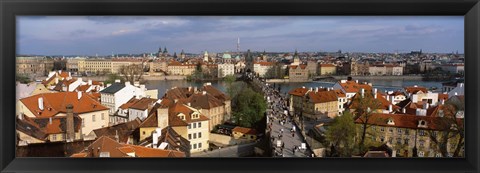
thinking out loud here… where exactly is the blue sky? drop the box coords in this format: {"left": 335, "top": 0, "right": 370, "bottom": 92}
{"left": 16, "top": 16, "right": 464, "bottom": 56}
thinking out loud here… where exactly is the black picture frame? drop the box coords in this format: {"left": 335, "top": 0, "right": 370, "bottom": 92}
{"left": 1, "top": 0, "right": 479, "bottom": 173}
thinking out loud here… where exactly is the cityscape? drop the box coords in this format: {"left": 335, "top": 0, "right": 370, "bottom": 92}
{"left": 15, "top": 16, "right": 464, "bottom": 158}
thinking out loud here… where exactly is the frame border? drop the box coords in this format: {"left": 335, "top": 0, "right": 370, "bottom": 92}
{"left": 1, "top": 0, "right": 479, "bottom": 173}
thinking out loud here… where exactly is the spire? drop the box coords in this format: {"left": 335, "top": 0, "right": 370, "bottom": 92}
{"left": 294, "top": 49, "right": 298, "bottom": 57}
{"left": 173, "top": 52, "right": 177, "bottom": 58}
{"left": 163, "top": 46, "right": 168, "bottom": 53}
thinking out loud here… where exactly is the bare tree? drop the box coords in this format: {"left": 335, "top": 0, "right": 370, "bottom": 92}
{"left": 428, "top": 99, "right": 464, "bottom": 157}
{"left": 119, "top": 63, "right": 146, "bottom": 85}
{"left": 349, "top": 91, "right": 382, "bottom": 151}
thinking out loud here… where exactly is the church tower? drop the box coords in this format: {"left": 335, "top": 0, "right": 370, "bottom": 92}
{"left": 204, "top": 51, "right": 209, "bottom": 62}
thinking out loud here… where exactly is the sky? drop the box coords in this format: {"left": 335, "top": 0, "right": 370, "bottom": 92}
{"left": 16, "top": 16, "right": 464, "bottom": 56}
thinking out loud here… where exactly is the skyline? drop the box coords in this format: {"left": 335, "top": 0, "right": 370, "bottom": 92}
{"left": 17, "top": 16, "right": 464, "bottom": 56}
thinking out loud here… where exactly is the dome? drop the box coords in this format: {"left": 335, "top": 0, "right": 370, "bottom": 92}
{"left": 222, "top": 53, "right": 232, "bottom": 59}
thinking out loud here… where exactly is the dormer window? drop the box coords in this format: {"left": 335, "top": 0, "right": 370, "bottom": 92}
{"left": 418, "top": 120, "right": 427, "bottom": 128}
{"left": 387, "top": 118, "right": 395, "bottom": 125}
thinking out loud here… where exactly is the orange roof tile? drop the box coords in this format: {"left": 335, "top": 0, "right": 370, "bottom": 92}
{"left": 233, "top": 126, "right": 257, "bottom": 135}
{"left": 339, "top": 81, "right": 372, "bottom": 93}
{"left": 307, "top": 90, "right": 338, "bottom": 103}
{"left": 20, "top": 92, "right": 108, "bottom": 118}
{"left": 288, "top": 87, "right": 309, "bottom": 97}
{"left": 404, "top": 86, "right": 428, "bottom": 94}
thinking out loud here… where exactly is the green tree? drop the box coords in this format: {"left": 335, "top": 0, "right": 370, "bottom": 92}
{"left": 232, "top": 86, "right": 267, "bottom": 128}
{"left": 16, "top": 73, "right": 32, "bottom": 84}
{"left": 325, "top": 111, "right": 356, "bottom": 157}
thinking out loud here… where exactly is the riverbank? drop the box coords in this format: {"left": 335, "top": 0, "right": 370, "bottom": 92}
{"left": 35, "top": 75, "right": 188, "bottom": 82}
{"left": 331, "top": 75, "right": 423, "bottom": 80}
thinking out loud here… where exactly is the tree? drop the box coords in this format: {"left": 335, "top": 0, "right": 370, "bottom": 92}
{"left": 16, "top": 73, "right": 32, "bottom": 84}
{"left": 232, "top": 86, "right": 267, "bottom": 128}
{"left": 325, "top": 111, "right": 356, "bottom": 157}
{"left": 104, "top": 73, "right": 124, "bottom": 84}
{"left": 428, "top": 100, "right": 464, "bottom": 157}
{"left": 349, "top": 91, "right": 382, "bottom": 151}
{"left": 119, "top": 63, "right": 145, "bottom": 85}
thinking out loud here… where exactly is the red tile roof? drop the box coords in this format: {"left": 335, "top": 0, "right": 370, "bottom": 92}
{"left": 233, "top": 126, "right": 257, "bottom": 135}
{"left": 20, "top": 92, "right": 108, "bottom": 118}
{"left": 404, "top": 86, "right": 428, "bottom": 94}
{"left": 354, "top": 113, "right": 462, "bottom": 131}
{"left": 339, "top": 81, "right": 372, "bottom": 93}
{"left": 288, "top": 87, "right": 309, "bottom": 97}
{"left": 307, "top": 90, "right": 338, "bottom": 103}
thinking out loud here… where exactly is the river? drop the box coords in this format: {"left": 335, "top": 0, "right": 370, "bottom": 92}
{"left": 144, "top": 79, "right": 445, "bottom": 99}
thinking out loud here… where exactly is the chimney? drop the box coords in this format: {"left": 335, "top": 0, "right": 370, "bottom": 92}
{"left": 302, "top": 86, "right": 305, "bottom": 89}
{"left": 49, "top": 117, "right": 52, "bottom": 125}
{"left": 327, "top": 87, "right": 330, "bottom": 91}
{"left": 115, "top": 130, "right": 119, "bottom": 142}
{"left": 387, "top": 95, "right": 390, "bottom": 101}
{"left": 374, "top": 88, "right": 378, "bottom": 99}
{"left": 356, "top": 80, "right": 359, "bottom": 83}
{"left": 361, "top": 88, "right": 365, "bottom": 98}
{"left": 194, "top": 86, "right": 198, "bottom": 92}
{"left": 402, "top": 108, "right": 406, "bottom": 113}
{"left": 315, "top": 87, "right": 319, "bottom": 92}
{"left": 423, "top": 102, "right": 429, "bottom": 109}
{"left": 18, "top": 114, "right": 23, "bottom": 120}
{"left": 441, "top": 99, "right": 445, "bottom": 105}
{"left": 309, "top": 87, "right": 313, "bottom": 91}
{"left": 134, "top": 81, "right": 140, "bottom": 87}
{"left": 66, "top": 104, "right": 75, "bottom": 142}
{"left": 38, "top": 97, "right": 44, "bottom": 110}
{"left": 368, "top": 83, "right": 372, "bottom": 86}
{"left": 202, "top": 91, "right": 207, "bottom": 95}
{"left": 88, "top": 80, "right": 92, "bottom": 85}
{"left": 187, "top": 102, "right": 191, "bottom": 107}
{"left": 414, "top": 85, "right": 418, "bottom": 87}
{"left": 454, "top": 92, "right": 458, "bottom": 96}
{"left": 389, "top": 104, "right": 393, "bottom": 113}
{"left": 77, "top": 92, "right": 82, "bottom": 100}
{"left": 55, "top": 78, "right": 59, "bottom": 84}
{"left": 115, "top": 79, "right": 121, "bottom": 83}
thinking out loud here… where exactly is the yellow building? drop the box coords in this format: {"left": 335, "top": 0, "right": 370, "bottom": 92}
{"left": 83, "top": 59, "right": 112, "bottom": 74}
{"left": 303, "top": 90, "right": 339, "bottom": 119}
{"left": 355, "top": 113, "right": 464, "bottom": 157}
{"left": 319, "top": 64, "right": 336, "bottom": 75}
{"left": 167, "top": 61, "right": 196, "bottom": 76}
{"left": 232, "top": 126, "right": 257, "bottom": 141}
{"left": 17, "top": 92, "right": 109, "bottom": 140}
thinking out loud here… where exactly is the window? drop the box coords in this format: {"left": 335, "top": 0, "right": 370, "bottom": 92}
{"left": 198, "top": 122, "right": 201, "bottom": 128}
{"left": 405, "top": 129, "right": 410, "bottom": 135}
{"left": 380, "top": 127, "right": 385, "bottom": 132}
{"left": 193, "top": 133, "right": 197, "bottom": 139}
{"left": 388, "top": 137, "right": 393, "bottom": 144}
{"left": 92, "top": 115, "right": 96, "bottom": 122}
{"left": 193, "top": 144, "right": 197, "bottom": 149}
{"left": 389, "top": 128, "right": 393, "bottom": 133}
{"left": 396, "top": 138, "right": 402, "bottom": 144}
{"left": 397, "top": 128, "right": 402, "bottom": 133}
{"left": 52, "top": 134, "right": 57, "bottom": 141}
{"left": 101, "top": 113, "right": 105, "bottom": 120}
{"left": 419, "top": 130, "right": 425, "bottom": 136}
{"left": 193, "top": 123, "right": 196, "bottom": 128}
{"left": 188, "top": 124, "right": 191, "bottom": 129}
{"left": 188, "top": 134, "right": 191, "bottom": 140}
{"left": 198, "top": 143, "right": 202, "bottom": 148}
{"left": 418, "top": 151, "right": 425, "bottom": 157}
{"left": 419, "top": 140, "right": 425, "bottom": 147}
{"left": 198, "top": 132, "right": 202, "bottom": 138}
{"left": 142, "top": 131, "right": 145, "bottom": 135}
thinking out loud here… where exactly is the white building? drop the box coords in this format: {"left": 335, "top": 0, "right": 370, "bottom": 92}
{"left": 100, "top": 80, "right": 149, "bottom": 124}
{"left": 218, "top": 63, "right": 235, "bottom": 78}
{"left": 448, "top": 83, "right": 464, "bottom": 99}
{"left": 253, "top": 62, "right": 274, "bottom": 77}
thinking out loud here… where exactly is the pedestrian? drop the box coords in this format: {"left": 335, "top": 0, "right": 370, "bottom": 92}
{"left": 293, "top": 147, "right": 296, "bottom": 155}
{"left": 292, "top": 132, "right": 295, "bottom": 137}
